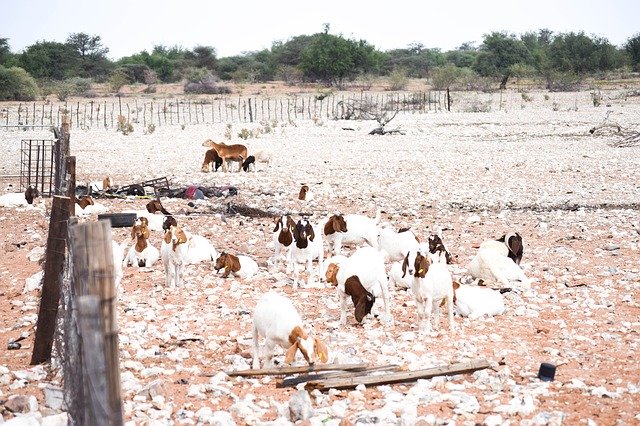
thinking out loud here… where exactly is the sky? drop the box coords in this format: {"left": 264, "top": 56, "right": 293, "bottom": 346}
{"left": 1, "top": 0, "right": 638, "bottom": 60}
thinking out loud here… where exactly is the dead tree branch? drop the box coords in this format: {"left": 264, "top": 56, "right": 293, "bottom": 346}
{"left": 589, "top": 111, "right": 640, "bottom": 147}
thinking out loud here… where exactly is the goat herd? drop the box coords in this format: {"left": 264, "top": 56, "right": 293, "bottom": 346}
{"left": 105, "top": 186, "right": 531, "bottom": 370}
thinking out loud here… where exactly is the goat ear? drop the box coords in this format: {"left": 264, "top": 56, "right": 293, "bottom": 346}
{"left": 163, "top": 229, "right": 172, "bottom": 244}
{"left": 315, "top": 339, "right": 329, "bottom": 363}
{"left": 273, "top": 217, "right": 281, "bottom": 233}
{"left": 284, "top": 342, "right": 298, "bottom": 364}
{"left": 354, "top": 300, "right": 367, "bottom": 323}
{"left": 401, "top": 254, "right": 409, "bottom": 278}
{"left": 308, "top": 224, "right": 315, "bottom": 242}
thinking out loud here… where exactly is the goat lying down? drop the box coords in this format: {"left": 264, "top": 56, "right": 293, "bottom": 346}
{"left": 252, "top": 292, "right": 329, "bottom": 369}
{"left": 214, "top": 252, "right": 259, "bottom": 279}
{"left": 466, "top": 232, "right": 529, "bottom": 288}
{"left": 452, "top": 282, "right": 505, "bottom": 319}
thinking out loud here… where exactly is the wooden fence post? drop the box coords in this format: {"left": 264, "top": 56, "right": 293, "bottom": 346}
{"left": 68, "top": 220, "right": 123, "bottom": 425}
{"left": 30, "top": 195, "right": 71, "bottom": 365}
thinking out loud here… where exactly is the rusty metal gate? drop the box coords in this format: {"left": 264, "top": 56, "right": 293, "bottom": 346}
{"left": 20, "top": 139, "right": 59, "bottom": 196}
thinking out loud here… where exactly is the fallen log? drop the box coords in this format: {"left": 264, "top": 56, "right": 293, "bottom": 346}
{"left": 225, "top": 362, "right": 369, "bottom": 377}
{"left": 278, "top": 364, "right": 403, "bottom": 388}
{"left": 305, "top": 359, "right": 491, "bottom": 391}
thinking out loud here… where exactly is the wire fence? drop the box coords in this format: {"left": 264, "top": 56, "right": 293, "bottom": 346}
{"left": 0, "top": 91, "right": 446, "bottom": 131}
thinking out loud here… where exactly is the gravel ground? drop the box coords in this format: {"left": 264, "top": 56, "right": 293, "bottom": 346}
{"left": 1, "top": 89, "right": 639, "bottom": 425}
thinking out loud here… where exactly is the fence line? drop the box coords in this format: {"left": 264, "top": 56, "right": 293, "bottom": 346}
{"left": 0, "top": 91, "right": 444, "bottom": 131}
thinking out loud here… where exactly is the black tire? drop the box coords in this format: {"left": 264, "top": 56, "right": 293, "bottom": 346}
{"left": 98, "top": 213, "right": 137, "bottom": 227}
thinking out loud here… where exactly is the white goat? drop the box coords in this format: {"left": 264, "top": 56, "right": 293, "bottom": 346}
{"left": 453, "top": 282, "right": 505, "bottom": 319}
{"left": 160, "top": 226, "right": 189, "bottom": 288}
{"left": 288, "top": 218, "right": 324, "bottom": 288}
{"left": 377, "top": 226, "right": 420, "bottom": 262}
{"left": 252, "top": 292, "right": 329, "bottom": 369}
{"left": 183, "top": 234, "right": 218, "bottom": 264}
{"left": 323, "top": 208, "right": 381, "bottom": 256}
{"left": 388, "top": 261, "right": 413, "bottom": 290}
{"left": 214, "top": 252, "right": 259, "bottom": 279}
{"left": 325, "top": 246, "right": 392, "bottom": 325}
{"left": 404, "top": 249, "right": 455, "bottom": 333}
{"left": 124, "top": 223, "right": 159, "bottom": 267}
{"left": 466, "top": 235, "right": 529, "bottom": 288}
{"left": 270, "top": 215, "right": 296, "bottom": 271}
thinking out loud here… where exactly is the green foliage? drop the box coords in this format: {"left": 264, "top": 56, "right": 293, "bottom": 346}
{"left": 217, "top": 50, "right": 276, "bottom": 82}
{"left": 384, "top": 43, "right": 446, "bottom": 78}
{"left": 0, "top": 66, "right": 40, "bottom": 100}
{"left": 430, "top": 64, "right": 466, "bottom": 89}
{"left": 54, "top": 77, "right": 94, "bottom": 100}
{"left": 548, "top": 32, "right": 621, "bottom": 74}
{"left": 237, "top": 128, "right": 252, "bottom": 139}
{"left": 624, "top": 33, "right": 640, "bottom": 71}
{"left": 299, "top": 27, "right": 383, "bottom": 87}
{"left": 19, "top": 41, "right": 79, "bottom": 80}
{"left": 184, "top": 45, "right": 217, "bottom": 70}
{"left": 108, "top": 68, "right": 131, "bottom": 92}
{"left": 465, "top": 98, "right": 492, "bottom": 113}
{"left": 473, "top": 32, "right": 531, "bottom": 88}
{"left": 118, "top": 48, "right": 178, "bottom": 82}
{"left": 144, "top": 123, "right": 156, "bottom": 134}
{"left": 66, "top": 33, "right": 111, "bottom": 79}
{"left": 0, "top": 37, "right": 13, "bottom": 66}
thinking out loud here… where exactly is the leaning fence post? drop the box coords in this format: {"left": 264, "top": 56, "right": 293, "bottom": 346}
{"left": 68, "top": 220, "right": 124, "bottom": 426}
{"left": 30, "top": 195, "right": 71, "bottom": 365}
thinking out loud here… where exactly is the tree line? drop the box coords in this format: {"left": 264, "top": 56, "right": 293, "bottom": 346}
{"left": 1, "top": 24, "right": 640, "bottom": 101}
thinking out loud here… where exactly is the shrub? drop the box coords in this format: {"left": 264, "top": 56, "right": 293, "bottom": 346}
{"left": 386, "top": 69, "right": 409, "bottom": 91}
{"left": 237, "top": 128, "right": 252, "bottom": 140}
{"left": 0, "top": 66, "right": 40, "bottom": 101}
{"left": 117, "top": 115, "right": 134, "bottom": 135}
{"left": 144, "top": 123, "right": 156, "bottom": 134}
{"left": 55, "top": 77, "right": 93, "bottom": 100}
{"left": 590, "top": 90, "right": 602, "bottom": 107}
{"left": 108, "top": 68, "right": 130, "bottom": 92}
{"left": 521, "top": 92, "right": 533, "bottom": 102}
{"left": 465, "top": 99, "right": 492, "bottom": 113}
{"left": 224, "top": 123, "right": 233, "bottom": 140}
{"left": 184, "top": 68, "right": 232, "bottom": 94}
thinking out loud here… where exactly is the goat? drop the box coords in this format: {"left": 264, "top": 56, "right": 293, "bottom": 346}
{"left": 161, "top": 225, "right": 188, "bottom": 288}
{"left": 146, "top": 199, "right": 171, "bottom": 216}
{"left": 24, "top": 185, "right": 39, "bottom": 205}
{"left": 288, "top": 218, "right": 324, "bottom": 288}
{"left": 377, "top": 226, "right": 420, "bottom": 262}
{"left": 343, "top": 276, "right": 376, "bottom": 323}
{"left": 452, "top": 282, "right": 505, "bottom": 319}
{"left": 298, "top": 184, "right": 314, "bottom": 202}
{"left": 323, "top": 208, "right": 381, "bottom": 256}
{"left": 270, "top": 215, "right": 296, "bottom": 270}
{"left": 252, "top": 291, "right": 329, "bottom": 369}
{"left": 124, "top": 222, "right": 159, "bottom": 267}
{"left": 241, "top": 155, "right": 256, "bottom": 172}
{"left": 162, "top": 215, "right": 178, "bottom": 231}
{"left": 325, "top": 246, "right": 391, "bottom": 325}
{"left": 183, "top": 233, "right": 218, "bottom": 264}
{"left": 427, "top": 233, "right": 453, "bottom": 264}
{"left": 202, "top": 139, "right": 248, "bottom": 172}
{"left": 201, "top": 148, "right": 224, "bottom": 172}
{"left": 466, "top": 232, "right": 529, "bottom": 288}
{"left": 214, "top": 252, "right": 259, "bottom": 279}
{"left": 245, "top": 149, "right": 273, "bottom": 172}
{"left": 76, "top": 195, "right": 95, "bottom": 210}
{"left": 497, "top": 232, "right": 523, "bottom": 265}
{"left": 88, "top": 176, "right": 113, "bottom": 194}
{"left": 388, "top": 261, "right": 413, "bottom": 290}
{"left": 403, "top": 249, "right": 455, "bottom": 333}
{"left": 75, "top": 195, "right": 108, "bottom": 216}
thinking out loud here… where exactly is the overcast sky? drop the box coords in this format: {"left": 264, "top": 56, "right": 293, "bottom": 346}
{"left": 1, "top": 0, "right": 638, "bottom": 60}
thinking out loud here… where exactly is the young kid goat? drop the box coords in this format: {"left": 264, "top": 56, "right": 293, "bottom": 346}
{"left": 403, "top": 249, "right": 455, "bottom": 334}
{"left": 270, "top": 215, "right": 296, "bottom": 270}
{"left": 323, "top": 208, "right": 381, "bottom": 256}
{"left": 252, "top": 292, "right": 329, "bottom": 369}
{"left": 377, "top": 226, "right": 420, "bottom": 262}
{"left": 288, "top": 218, "right": 324, "bottom": 288}
{"left": 161, "top": 225, "right": 188, "bottom": 288}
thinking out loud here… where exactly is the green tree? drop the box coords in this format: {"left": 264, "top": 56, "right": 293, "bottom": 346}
{"left": 548, "top": 32, "right": 620, "bottom": 74}
{"left": 118, "top": 46, "right": 181, "bottom": 82}
{"left": 385, "top": 43, "right": 446, "bottom": 77}
{"left": 473, "top": 32, "right": 531, "bottom": 89}
{"left": 19, "top": 41, "right": 79, "bottom": 80}
{"left": 184, "top": 45, "right": 217, "bottom": 71}
{"left": 0, "top": 37, "right": 14, "bottom": 66}
{"left": 66, "top": 32, "right": 111, "bottom": 79}
{"left": 271, "top": 35, "right": 315, "bottom": 67}
{"left": 299, "top": 25, "right": 383, "bottom": 86}
{"left": 625, "top": 33, "right": 640, "bottom": 71}
{"left": 0, "top": 65, "right": 40, "bottom": 100}
{"left": 445, "top": 42, "right": 478, "bottom": 69}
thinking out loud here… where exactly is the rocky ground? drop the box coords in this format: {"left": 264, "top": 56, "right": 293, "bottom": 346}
{"left": 1, "top": 89, "right": 639, "bottom": 425}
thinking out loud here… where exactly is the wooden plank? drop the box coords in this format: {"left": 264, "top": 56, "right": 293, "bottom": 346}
{"left": 225, "top": 362, "right": 369, "bottom": 377}
{"left": 278, "top": 364, "right": 403, "bottom": 388}
{"left": 305, "top": 360, "right": 491, "bottom": 391}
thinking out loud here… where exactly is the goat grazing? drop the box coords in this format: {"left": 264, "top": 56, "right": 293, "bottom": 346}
{"left": 202, "top": 139, "right": 248, "bottom": 172}
{"left": 161, "top": 225, "right": 188, "bottom": 288}
{"left": 241, "top": 155, "right": 255, "bottom": 172}
{"left": 288, "top": 218, "right": 324, "bottom": 288}
{"left": 214, "top": 252, "right": 259, "bottom": 279}
{"left": 403, "top": 249, "right": 455, "bottom": 333}
{"left": 252, "top": 291, "right": 329, "bottom": 369}
{"left": 323, "top": 208, "right": 381, "bottom": 256}
{"left": 124, "top": 222, "right": 159, "bottom": 267}
{"left": 201, "top": 148, "right": 224, "bottom": 172}
{"left": 325, "top": 246, "right": 391, "bottom": 325}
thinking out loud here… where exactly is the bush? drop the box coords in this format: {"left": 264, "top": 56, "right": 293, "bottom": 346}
{"left": 386, "top": 69, "right": 409, "bottom": 91}
{"left": 0, "top": 66, "right": 40, "bottom": 101}
{"left": 55, "top": 77, "right": 93, "bottom": 100}
{"left": 117, "top": 115, "right": 134, "bottom": 135}
{"left": 108, "top": 68, "right": 131, "bottom": 92}
{"left": 184, "top": 68, "right": 232, "bottom": 94}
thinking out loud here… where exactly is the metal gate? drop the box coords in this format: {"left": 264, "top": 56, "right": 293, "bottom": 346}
{"left": 20, "top": 139, "right": 58, "bottom": 196}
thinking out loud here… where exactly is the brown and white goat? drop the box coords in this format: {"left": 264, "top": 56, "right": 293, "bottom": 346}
{"left": 271, "top": 215, "right": 296, "bottom": 270}
{"left": 124, "top": 222, "right": 159, "bottom": 267}
{"left": 201, "top": 148, "right": 223, "bottom": 173}
{"left": 202, "top": 139, "right": 248, "bottom": 172}
{"left": 252, "top": 292, "right": 329, "bottom": 369}
{"left": 76, "top": 195, "right": 95, "bottom": 210}
{"left": 161, "top": 225, "right": 188, "bottom": 288}
{"left": 343, "top": 276, "right": 376, "bottom": 324}
{"left": 214, "top": 252, "right": 259, "bottom": 279}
